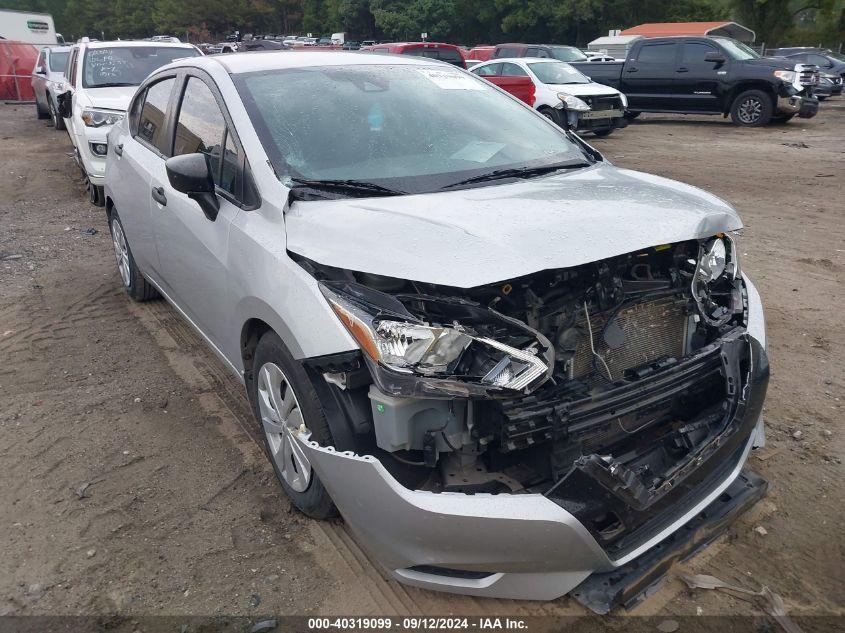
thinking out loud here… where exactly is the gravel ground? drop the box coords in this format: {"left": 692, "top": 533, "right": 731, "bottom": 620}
{"left": 0, "top": 100, "right": 842, "bottom": 624}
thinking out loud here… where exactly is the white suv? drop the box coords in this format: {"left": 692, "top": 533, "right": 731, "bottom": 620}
{"left": 57, "top": 38, "right": 200, "bottom": 205}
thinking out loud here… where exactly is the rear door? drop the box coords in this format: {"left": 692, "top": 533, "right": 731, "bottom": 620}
{"left": 674, "top": 40, "right": 726, "bottom": 112}
{"left": 111, "top": 73, "right": 180, "bottom": 278}
{"left": 153, "top": 71, "right": 251, "bottom": 349}
{"left": 622, "top": 41, "right": 680, "bottom": 110}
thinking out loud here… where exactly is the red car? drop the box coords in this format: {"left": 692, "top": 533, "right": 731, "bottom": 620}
{"left": 361, "top": 42, "right": 466, "bottom": 69}
{"left": 467, "top": 45, "right": 495, "bottom": 62}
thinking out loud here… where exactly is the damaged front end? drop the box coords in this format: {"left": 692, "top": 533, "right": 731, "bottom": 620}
{"left": 293, "top": 233, "right": 769, "bottom": 607}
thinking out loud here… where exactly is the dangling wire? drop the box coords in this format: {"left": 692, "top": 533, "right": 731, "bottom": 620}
{"left": 584, "top": 301, "right": 613, "bottom": 382}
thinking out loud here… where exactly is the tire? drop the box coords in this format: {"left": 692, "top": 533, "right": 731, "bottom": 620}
{"left": 730, "top": 90, "right": 773, "bottom": 127}
{"left": 108, "top": 209, "right": 160, "bottom": 302}
{"left": 36, "top": 98, "right": 49, "bottom": 119}
{"left": 593, "top": 129, "right": 614, "bottom": 137}
{"left": 539, "top": 106, "right": 564, "bottom": 128}
{"left": 48, "top": 96, "right": 65, "bottom": 130}
{"left": 817, "top": 95, "right": 827, "bottom": 101}
{"left": 86, "top": 176, "right": 105, "bottom": 207}
{"left": 771, "top": 113, "right": 796, "bottom": 124}
{"left": 250, "top": 331, "right": 338, "bottom": 519}
{"left": 624, "top": 111, "right": 641, "bottom": 120}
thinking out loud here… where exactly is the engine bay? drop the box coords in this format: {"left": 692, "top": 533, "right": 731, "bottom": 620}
{"left": 295, "top": 236, "right": 755, "bottom": 552}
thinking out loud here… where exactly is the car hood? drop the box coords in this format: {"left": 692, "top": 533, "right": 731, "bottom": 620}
{"left": 746, "top": 56, "right": 802, "bottom": 71}
{"left": 547, "top": 82, "right": 619, "bottom": 97}
{"left": 285, "top": 163, "right": 742, "bottom": 288}
{"left": 78, "top": 86, "right": 137, "bottom": 111}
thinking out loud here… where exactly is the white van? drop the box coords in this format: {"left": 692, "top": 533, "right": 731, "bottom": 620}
{"left": 0, "top": 9, "right": 62, "bottom": 45}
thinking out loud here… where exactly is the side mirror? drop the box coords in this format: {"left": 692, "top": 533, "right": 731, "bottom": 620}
{"left": 165, "top": 153, "right": 220, "bottom": 221}
{"left": 704, "top": 52, "right": 727, "bottom": 64}
{"left": 35, "top": 65, "right": 46, "bottom": 75}
{"left": 56, "top": 90, "right": 73, "bottom": 119}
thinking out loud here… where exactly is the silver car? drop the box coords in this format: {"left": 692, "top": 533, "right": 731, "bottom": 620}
{"left": 31, "top": 44, "right": 71, "bottom": 130}
{"left": 104, "top": 52, "right": 769, "bottom": 610}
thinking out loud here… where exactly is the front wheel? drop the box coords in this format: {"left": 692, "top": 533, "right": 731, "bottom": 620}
{"left": 36, "top": 98, "right": 49, "bottom": 119}
{"left": 730, "top": 90, "right": 773, "bottom": 127}
{"left": 771, "top": 113, "right": 796, "bottom": 124}
{"left": 623, "top": 111, "right": 641, "bottom": 120}
{"left": 48, "top": 97, "right": 66, "bottom": 130}
{"left": 251, "top": 332, "right": 338, "bottom": 519}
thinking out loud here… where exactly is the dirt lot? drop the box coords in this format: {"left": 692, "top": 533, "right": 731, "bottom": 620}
{"left": 0, "top": 101, "right": 842, "bottom": 624}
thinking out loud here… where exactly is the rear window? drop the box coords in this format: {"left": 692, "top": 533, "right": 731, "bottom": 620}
{"left": 496, "top": 47, "right": 521, "bottom": 58}
{"left": 403, "top": 47, "right": 465, "bottom": 67}
{"left": 549, "top": 46, "right": 588, "bottom": 62}
{"left": 636, "top": 43, "right": 677, "bottom": 64}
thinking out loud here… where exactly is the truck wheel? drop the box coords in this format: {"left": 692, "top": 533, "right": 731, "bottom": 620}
{"left": 730, "top": 90, "right": 773, "bottom": 127}
{"left": 624, "top": 111, "right": 641, "bottom": 120}
{"left": 108, "top": 209, "right": 160, "bottom": 302}
{"left": 250, "top": 331, "right": 338, "bottom": 519}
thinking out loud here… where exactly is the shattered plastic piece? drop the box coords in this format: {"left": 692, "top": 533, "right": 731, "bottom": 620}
{"left": 250, "top": 620, "right": 278, "bottom": 633}
{"left": 75, "top": 479, "right": 103, "bottom": 499}
{"left": 676, "top": 572, "right": 804, "bottom": 633}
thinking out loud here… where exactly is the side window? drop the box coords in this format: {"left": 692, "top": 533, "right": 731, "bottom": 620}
{"left": 636, "top": 43, "right": 677, "bottom": 65}
{"left": 136, "top": 77, "right": 176, "bottom": 155}
{"left": 500, "top": 62, "right": 528, "bottom": 77}
{"left": 173, "top": 76, "right": 242, "bottom": 199}
{"left": 473, "top": 63, "right": 502, "bottom": 77}
{"left": 535, "top": 48, "right": 552, "bottom": 59}
{"left": 525, "top": 47, "right": 539, "bottom": 57}
{"left": 681, "top": 43, "right": 717, "bottom": 64}
{"left": 808, "top": 54, "right": 832, "bottom": 67}
{"left": 68, "top": 48, "right": 78, "bottom": 85}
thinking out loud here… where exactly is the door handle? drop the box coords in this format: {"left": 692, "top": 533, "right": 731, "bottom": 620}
{"left": 151, "top": 186, "right": 167, "bottom": 206}
{"left": 676, "top": 67, "right": 689, "bottom": 73}
{"left": 626, "top": 67, "right": 638, "bottom": 73}
{"left": 114, "top": 143, "right": 123, "bottom": 157}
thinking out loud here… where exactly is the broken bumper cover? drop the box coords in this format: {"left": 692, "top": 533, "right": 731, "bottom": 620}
{"left": 296, "top": 278, "right": 768, "bottom": 603}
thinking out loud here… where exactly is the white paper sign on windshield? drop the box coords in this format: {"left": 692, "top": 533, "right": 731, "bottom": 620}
{"left": 416, "top": 67, "right": 484, "bottom": 90}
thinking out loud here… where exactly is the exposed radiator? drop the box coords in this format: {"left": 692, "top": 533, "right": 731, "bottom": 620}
{"left": 569, "top": 297, "right": 690, "bottom": 381}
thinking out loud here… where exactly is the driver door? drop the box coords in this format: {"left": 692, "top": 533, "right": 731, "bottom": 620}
{"left": 152, "top": 72, "right": 248, "bottom": 350}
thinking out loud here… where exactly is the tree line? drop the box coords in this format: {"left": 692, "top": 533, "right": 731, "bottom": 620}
{"left": 3, "top": 0, "right": 843, "bottom": 49}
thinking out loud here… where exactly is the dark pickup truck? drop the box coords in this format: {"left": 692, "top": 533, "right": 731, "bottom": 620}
{"left": 561, "top": 37, "right": 820, "bottom": 126}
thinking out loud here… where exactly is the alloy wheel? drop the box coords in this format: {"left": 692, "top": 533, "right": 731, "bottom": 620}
{"left": 111, "top": 219, "right": 131, "bottom": 288}
{"left": 737, "top": 97, "right": 763, "bottom": 124}
{"left": 257, "top": 362, "right": 311, "bottom": 492}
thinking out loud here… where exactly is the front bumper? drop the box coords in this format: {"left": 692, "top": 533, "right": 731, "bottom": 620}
{"left": 73, "top": 122, "right": 113, "bottom": 184}
{"left": 295, "top": 279, "right": 769, "bottom": 604}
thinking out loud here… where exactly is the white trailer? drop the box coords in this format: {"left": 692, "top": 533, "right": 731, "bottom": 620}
{"left": 0, "top": 10, "right": 61, "bottom": 45}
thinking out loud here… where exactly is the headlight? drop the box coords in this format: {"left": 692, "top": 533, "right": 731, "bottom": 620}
{"left": 692, "top": 234, "right": 742, "bottom": 327}
{"left": 619, "top": 92, "right": 628, "bottom": 108}
{"left": 773, "top": 70, "right": 797, "bottom": 83}
{"left": 81, "top": 109, "right": 124, "bottom": 127}
{"left": 320, "top": 283, "right": 551, "bottom": 397}
{"left": 557, "top": 93, "right": 590, "bottom": 111}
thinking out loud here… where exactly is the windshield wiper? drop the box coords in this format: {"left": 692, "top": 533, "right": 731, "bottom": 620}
{"left": 288, "top": 177, "right": 405, "bottom": 198}
{"left": 442, "top": 161, "right": 591, "bottom": 189}
{"left": 90, "top": 82, "right": 138, "bottom": 88}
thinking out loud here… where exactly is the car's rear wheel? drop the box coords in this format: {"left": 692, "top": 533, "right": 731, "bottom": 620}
{"left": 251, "top": 331, "right": 338, "bottom": 519}
{"left": 730, "top": 90, "right": 773, "bottom": 127}
{"left": 108, "top": 209, "right": 160, "bottom": 301}
{"left": 48, "top": 97, "right": 65, "bottom": 130}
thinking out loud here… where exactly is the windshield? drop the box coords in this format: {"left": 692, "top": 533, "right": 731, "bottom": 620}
{"left": 49, "top": 51, "right": 69, "bottom": 73}
{"left": 235, "top": 64, "right": 588, "bottom": 194}
{"left": 550, "top": 46, "right": 588, "bottom": 62}
{"left": 82, "top": 46, "right": 200, "bottom": 88}
{"left": 717, "top": 39, "right": 760, "bottom": 61}
{"left": 528, "top": 61, "right": 589, "bottom": 84}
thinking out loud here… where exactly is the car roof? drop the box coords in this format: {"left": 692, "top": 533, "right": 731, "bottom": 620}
{"left": 189, "top": 50, "right": 451, "bottom": 74}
